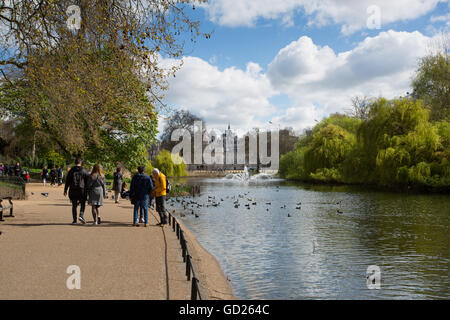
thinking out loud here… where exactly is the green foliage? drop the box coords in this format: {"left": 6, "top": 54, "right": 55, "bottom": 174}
{"left": 44, "top": 150, "right": 65, "bottom": 167}
{"left": 412, "top": 52, "right": 450, "bottom": 121}
{"left": 153, "top": 150, "right": 187, "bottom": 177}
{"left": 279, "top": 98, "right": 450, "bottom": 190}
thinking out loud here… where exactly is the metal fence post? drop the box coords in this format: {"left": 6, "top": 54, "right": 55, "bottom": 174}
{"left": 191, "top": 277, "right": 198, "bottom": 300}
{"left": 186, "top": 254, "right": 191, "bottom": 281}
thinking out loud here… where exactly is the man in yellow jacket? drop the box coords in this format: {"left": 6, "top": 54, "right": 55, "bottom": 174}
{"left": 152, "top": 168, "right": 167, "bottom": 225}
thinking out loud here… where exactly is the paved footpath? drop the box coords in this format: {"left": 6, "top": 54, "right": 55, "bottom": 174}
{"left": 0, "top": 183, "right": 191, "bottom": 299}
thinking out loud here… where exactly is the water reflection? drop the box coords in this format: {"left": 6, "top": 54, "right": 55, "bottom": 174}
{"left": 168, "top": 178, "right": 450, "bottom": 299}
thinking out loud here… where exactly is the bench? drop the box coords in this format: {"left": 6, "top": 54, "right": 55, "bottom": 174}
{"left": 0, "top": 197, "right": 14, "bottom": 221}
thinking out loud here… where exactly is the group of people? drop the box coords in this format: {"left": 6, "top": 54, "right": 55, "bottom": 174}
{"left": 41, "top": 165, "right": 64, "bottom": 186}
{"left": 63, "top": 158, "right": 168, "bottom": 227}
{"left": 0, "top": 162, "right": 30, "bottom": 182}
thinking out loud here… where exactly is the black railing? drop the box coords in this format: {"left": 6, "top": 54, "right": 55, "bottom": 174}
{"left": 0, "top": 176, "right": 26, "bottom": 199}
{"left": 166, "top": 209, "right": 203, "bottom": 300}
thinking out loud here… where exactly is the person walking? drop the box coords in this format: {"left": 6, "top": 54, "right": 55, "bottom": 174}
{"left": 64, "top": 158, "right": 89, "bottom": 225}
{"left": 41, "top": 165, "right": 49, "bottom": 186}
{"left": 152, "top": 168, "right": 167, "bottom": 226}
{"left": 112, "top": 167, "right": 123, "bottom": 204}
{"left": 57, "top": 166, "right": 64, "bottom": 186}
{"left": 87, "top": 164, "right": 106, "bottom": 225}
{"left": 129, "top": 166, "right": 153, "bottom": 227}
{"left": 50, "top": 166, "right": 57, "bottom": 186}
{"left": 14, "top": 162, "right": 21, "bottom": 177}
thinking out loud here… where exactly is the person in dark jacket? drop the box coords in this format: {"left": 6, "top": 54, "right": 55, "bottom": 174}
{"left": 14, "top": 162, "right": 21, "bottom": 177}
{"left": 50, "top": 166, "right": 57, "bottom": 186}
{"left": 87, "top": 164, "right": 106, "bottom": 225}
{"left": 41, "top": 165, "right": 49, "bottom": 186}
{"left": 129, "top": 166, "right": 154, "bottom": 227}
{"left": 57, "top": 166, "right": 63, "bottom": 186}
{"left": 64, "top": 158, "right": 89, "bottom": 225}
{"left": 112, "top": 167, "right": 123, "bottom": 204}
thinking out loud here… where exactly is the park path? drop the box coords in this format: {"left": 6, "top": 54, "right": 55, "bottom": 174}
{"left": 0, "top": 183, "right": 191, "bottom": 299}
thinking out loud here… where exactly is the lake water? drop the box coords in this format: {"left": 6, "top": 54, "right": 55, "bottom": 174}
{"left": 167, "top": 177, "right": 450, "bottom": 300}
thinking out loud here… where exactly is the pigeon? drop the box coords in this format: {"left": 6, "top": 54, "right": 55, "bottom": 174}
{"left": 195, "top": 214, "right": 199, "bottom": 218}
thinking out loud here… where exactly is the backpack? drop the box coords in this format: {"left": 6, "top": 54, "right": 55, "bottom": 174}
{"left": 72, "top": 169, "right": 85, "bottom": 190}
{"left": 166, "top": 176, "right": 171, "bottom": 193}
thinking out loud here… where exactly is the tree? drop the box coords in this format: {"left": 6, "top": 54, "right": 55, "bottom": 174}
{"left": 279, "top": 127, "right": 299, "bottom": 156}
{"left": 0, "top": 0, "right": 209, "bottom": 168}
{"left": 347, "top": 96, "right": 372, "bottom": 120}
{"left": 412, "top": 34, "right": 450, "bottom": 121}
{"left": 153, "top": 149, "right": 186, "bottom": 177}
{"left": 160, "top": 109, "right": 206, "bottom": 159}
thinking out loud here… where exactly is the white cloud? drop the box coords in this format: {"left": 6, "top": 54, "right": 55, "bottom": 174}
{"left": 203, "top": 0, "right": 447, "bottom": 34}
{"left": 162, "top": 30, "right": 434, "bottom": 133}
{"left": 162, "top": 56, "right": 278, "bottom": 133}
{"left": 268, "top": 30, "right": 432, "bottom": 115}
{"left": 430, "top": 12, "right": 450, "bottom": 26}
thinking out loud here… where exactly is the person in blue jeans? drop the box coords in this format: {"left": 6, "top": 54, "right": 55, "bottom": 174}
{"left": 129, "top": 166, "right": 154, "bottom": 227}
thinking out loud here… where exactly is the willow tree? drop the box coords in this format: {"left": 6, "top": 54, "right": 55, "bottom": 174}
{"left": 0, "top": 0, "right": 208, "bottom": 168}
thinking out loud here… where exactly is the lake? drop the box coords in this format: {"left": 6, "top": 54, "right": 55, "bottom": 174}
{"left": 167, "top": 176, "right": 450, "bottom": 299}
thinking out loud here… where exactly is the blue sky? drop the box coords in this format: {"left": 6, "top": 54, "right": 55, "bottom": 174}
{"left": 161, "top": 0, "right": 449, "bottom": 134}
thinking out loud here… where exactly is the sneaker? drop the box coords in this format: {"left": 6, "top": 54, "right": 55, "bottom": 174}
{"left": 72, "top": 221, "right": 77, "bottom": 225}
{"left": 139, "top": 218, "right": 144, "bottom": 223}
{"left": 93, "top": 221, "right": 98, "bottom": 225}
{"left": 132, "top": 223, "right": 139, "bottom": 227}
{"left": 97, "top": 217, "right": 101, "bottom": 225}
{"left": 78, "top": 216, "right": 86, "bottom": 224}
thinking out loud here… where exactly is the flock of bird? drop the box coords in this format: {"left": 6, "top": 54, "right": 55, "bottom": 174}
{"left": 167, "top": 191, "right": 344, "bottom": 219}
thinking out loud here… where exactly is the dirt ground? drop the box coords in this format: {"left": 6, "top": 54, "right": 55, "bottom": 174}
{"left": 0, "top": 183, "right": 234, "bottom": 300}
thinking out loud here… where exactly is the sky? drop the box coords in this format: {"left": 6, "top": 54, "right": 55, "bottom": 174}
{"left": 158, "top": 0, "right": 450, "bottom": 135}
